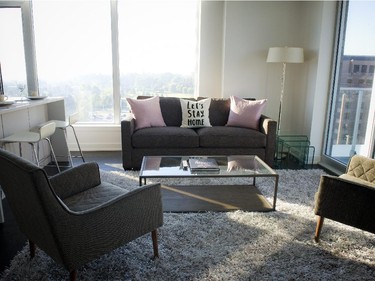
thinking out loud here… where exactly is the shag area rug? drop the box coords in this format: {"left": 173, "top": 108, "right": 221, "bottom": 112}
{"left": 1, "top": 169, "right": 375, "bottom": 281}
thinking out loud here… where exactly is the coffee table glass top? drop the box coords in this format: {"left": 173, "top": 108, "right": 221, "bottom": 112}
{"left": 140, "top": 155, "right": 276, "bottom": 178}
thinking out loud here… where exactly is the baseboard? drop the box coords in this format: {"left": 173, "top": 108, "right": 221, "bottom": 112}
{"left": 65, "top": 125, "right": 122, "bottom": 151}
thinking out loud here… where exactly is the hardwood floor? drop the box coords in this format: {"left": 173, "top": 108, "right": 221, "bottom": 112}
{"left": 0, "top": 151, "right": 123, "bottom": 274}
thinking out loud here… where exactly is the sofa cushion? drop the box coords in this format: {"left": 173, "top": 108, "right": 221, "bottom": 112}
{"left": 180, "top": 98, "right": 212, "bottom": 128}
{"left": 209, "top": 98, "right": 231, "bottom": 126}
{"left": 132, "top": 127, "right": 199, "bottom": 148}
{"left": 159, "top": 97, "right": 184, "bottom": 126}
{"left": 138, "top": 96, "right": 231, "bottom": 127}
{"left": 126, "top": 96, "right": 166, "bottom": 130}
{"left": 226, "top": 96, "right": 267, "bottom": 130}
{"left": 197, "top": 126, "right": 266, "bottom": 148}
{"left": 137, "top": 96, "right": 183, "bottom": 126}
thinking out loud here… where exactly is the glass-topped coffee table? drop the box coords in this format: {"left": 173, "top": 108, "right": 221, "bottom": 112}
{"left": 139, "top": 155, "right": 279, "bottom": 210}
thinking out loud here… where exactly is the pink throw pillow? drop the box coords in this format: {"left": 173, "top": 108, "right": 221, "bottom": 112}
{"left": 226, "top": 96, "right": 267, "bottom": 130}
{"left": 126, "top": 96, "right": 166, "bottom": 130}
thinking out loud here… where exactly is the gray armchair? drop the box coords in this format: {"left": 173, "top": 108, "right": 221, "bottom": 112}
{"left": 0, "top": 148, "right": 163, "bottom": 281}
{"left": 314, "top": 155, "right": 375, "bottom": 242}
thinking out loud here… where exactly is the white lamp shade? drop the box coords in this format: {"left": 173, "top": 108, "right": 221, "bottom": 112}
{"left": 267, "top": 47, "right": 304, "bottom": 63}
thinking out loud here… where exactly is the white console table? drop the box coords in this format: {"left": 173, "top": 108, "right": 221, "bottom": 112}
{"left": 0, "top": 97, "right": 67, "bottom": 223}
{"left": 0, "top": 97, "right": 68, "bottom": 162}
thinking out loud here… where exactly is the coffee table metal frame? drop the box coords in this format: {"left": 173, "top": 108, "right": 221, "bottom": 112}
{"left": 139, "top": 155, "right": 279, "bottom": 210}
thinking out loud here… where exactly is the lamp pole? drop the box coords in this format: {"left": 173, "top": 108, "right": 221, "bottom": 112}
{"left": 267, "top": 46, "right": 304, "bottom": 135}
{"left": 277, "top": 62, "right": 287, "bottom": 135}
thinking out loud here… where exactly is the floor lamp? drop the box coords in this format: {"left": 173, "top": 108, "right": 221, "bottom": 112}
{"left": 266, "top": 47, "right": 304, "bottom": 135}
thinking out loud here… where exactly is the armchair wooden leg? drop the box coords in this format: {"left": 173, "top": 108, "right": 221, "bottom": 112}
{"left": 70, "top": 270, "right": 77, "bottom": 281}
{"left": 314, "top": 216, "right": 324, "bottom": 242}
{"left": 151, "top": 229, "right": 159, "bottom": 258}
{"left": 29, "top": 240, "right": 36, "bottom": 258}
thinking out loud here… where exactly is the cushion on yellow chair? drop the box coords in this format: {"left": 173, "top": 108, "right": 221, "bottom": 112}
{"left": 345, "top": 155, "right": 375, "bottom": 184}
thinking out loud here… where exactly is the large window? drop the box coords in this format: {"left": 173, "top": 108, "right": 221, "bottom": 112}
{"left": 0, "top": 7, "right": 28, "bottom": 98}
{"left": 31, "top": 0, "right": 199, "bottom": 123}
{"left": 118, "top": 0, "right": 199, "bottom": 114}
{"left": 325, "top": 1, "right": 375, "bottom": 168}
{"left": 33, "top": 0, "right": 114, "bottom": 122}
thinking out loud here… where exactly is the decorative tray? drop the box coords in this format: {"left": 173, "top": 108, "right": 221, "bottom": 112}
{"left": 0, "top": 101, "right": 15, "bottom": 106}
{"left": 27, "top": 96, "right": 48, "bottom": 100}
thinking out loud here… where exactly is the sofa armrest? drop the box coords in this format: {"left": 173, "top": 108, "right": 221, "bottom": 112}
{"left": 259, "top": 115, "right": 277, "bottom": 167}
{"left": 121, "top": 113, "right": 136, "bottom": 170}
{"left": 49, "top": 162, "right": 101, "bottom": 199}
{"left": 314, "top": 175, "right": 375, "bottom": 233}
{"left": 122, "top": 113, "right": 135, "bottom": 133}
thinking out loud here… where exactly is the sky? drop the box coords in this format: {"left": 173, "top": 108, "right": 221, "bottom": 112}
{"left": 118, "top": 0, "right": 198, "bottom": 75}
{"left": 344, "top": 1, "right": 375, "bottom": 56}
{"left": 0, "top": 8, "right": 26, "bottom": 82}
{"left": 0, "top": 1, "right": 198, "bottom": 82}
{"left": 32, "top": 0, "right": 198, "bottom": 81}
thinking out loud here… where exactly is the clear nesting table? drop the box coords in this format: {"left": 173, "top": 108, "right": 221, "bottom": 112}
{"left": 276, "top": 135, "right": 315, "bottom": 168}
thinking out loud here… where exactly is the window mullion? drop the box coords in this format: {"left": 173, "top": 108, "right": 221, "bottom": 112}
{"left": 111, "top": 0, "right": 121, "bottom": 124}
{"left": 22, "top": 0, "right": 38, "bottom": 95}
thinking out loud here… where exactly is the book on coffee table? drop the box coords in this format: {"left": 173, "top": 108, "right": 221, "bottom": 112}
{"left": 188, "top": 157, "right": 220, "bottom": 173}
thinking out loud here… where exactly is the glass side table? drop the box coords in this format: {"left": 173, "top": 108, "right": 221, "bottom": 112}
{"left": 276, "top": 135, "right": 315, "bottom": 169}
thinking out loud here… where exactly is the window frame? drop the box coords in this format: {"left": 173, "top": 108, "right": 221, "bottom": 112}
{"left": 322, "top": 0, "right": 375, "bottom": 173}
{"left": 0, "top": 1, "right": 38, "bottom": 95}
{"left": 18, "top": 0, "right": 199, "bottom": 124}
{"left": 321, "top": 1, "right": 348, "bottom": 174}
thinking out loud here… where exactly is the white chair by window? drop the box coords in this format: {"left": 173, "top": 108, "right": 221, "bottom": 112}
{"left": 52, "top": 112, "right": 85, "bottom": 167}
{"left": 0, "top": 121, "right": 61, "bottom": 173}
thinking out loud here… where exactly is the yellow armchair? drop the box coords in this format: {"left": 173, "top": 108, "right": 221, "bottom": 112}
{"left": 314, "top": 155, "right": 375, "bottom": 242}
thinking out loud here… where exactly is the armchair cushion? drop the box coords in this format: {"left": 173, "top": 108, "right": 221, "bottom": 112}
{"left": 62, "top": 182, "right": 128, "bottom": 212}
{"left": 345, "top": 154, "right": 375, "bottom": 183}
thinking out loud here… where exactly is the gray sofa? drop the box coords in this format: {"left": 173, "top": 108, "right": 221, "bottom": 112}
{"left": 121, "top": 96, "right": 277, "bottom": 170}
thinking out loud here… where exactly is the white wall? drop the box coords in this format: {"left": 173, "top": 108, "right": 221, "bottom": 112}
{"left": 198, "top": 1, "right": 225, "bottom": 97}
{"left": 222, "top": 1, "right": 308, "bottom": 123}
{"left": 198, "top": 0, "right": 337, "bottom": 163}
{"left": 78, "top": 0, "right": 338, "bottom": 165}
{"left": 68, "top": 125, "right": 122, "bottom": 151}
